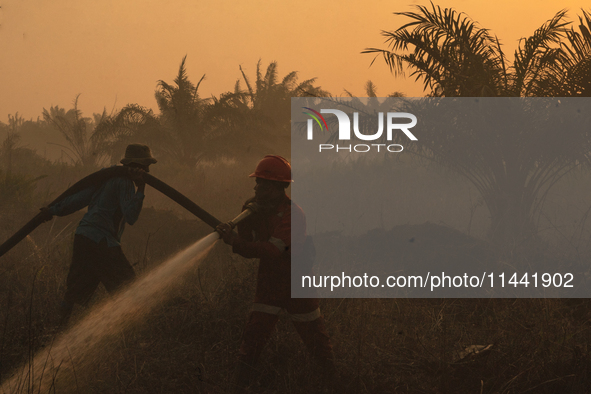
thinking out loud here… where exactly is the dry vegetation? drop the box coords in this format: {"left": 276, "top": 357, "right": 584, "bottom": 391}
{"left": 2, "top": 240, "right": 591, "bottom": 393}
{"left": 2, "top": 162, "right": 591, "bottom": 393}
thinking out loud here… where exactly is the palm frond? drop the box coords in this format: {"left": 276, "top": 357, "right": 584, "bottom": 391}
{"left": 364, "top": 3, "right": 504, "bottom": 96}
{"left": 511, "top": 9, "right": 569, "bottom": 96}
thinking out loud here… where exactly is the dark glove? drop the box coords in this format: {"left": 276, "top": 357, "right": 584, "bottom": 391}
{"left": 215, "top": 222, "right": 237, "bottom": 246}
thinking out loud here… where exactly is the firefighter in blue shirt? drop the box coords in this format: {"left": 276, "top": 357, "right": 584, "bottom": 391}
{"left": 40, "top": 144, "right": 157, "bottom": 324}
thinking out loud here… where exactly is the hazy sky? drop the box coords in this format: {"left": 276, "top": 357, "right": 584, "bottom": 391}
{"left": 1, "top": 0, "right": 587, "bottom": 122}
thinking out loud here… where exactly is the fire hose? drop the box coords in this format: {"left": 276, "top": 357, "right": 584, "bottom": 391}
{"left": 0, "top": 166, "right": 253, "bottom": 258}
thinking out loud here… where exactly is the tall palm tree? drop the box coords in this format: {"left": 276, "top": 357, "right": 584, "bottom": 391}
{"left": 556, "top": 10, "right": 591, "bottom": 96}
{"left": 362, "top": 5, "right": 591, "bottom": 246}
{"left": 363, "top": 4, "right": 574, "bottom": 97}
{"left": 208, "top": 60, "right": 328, "bottom": 160}
{"left": 154, "top": 56, "right": 210, "bottom": 166}
{"left": 94, "top": 57, "right": 211, "bottom": 167}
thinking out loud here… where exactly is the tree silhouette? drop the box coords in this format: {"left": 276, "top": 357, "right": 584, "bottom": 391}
{"left": 154, "top": 56, "right": 210, "bottom": 166}
{"left": 555, "top": 10, "right": 591, "bottom": 96}
{"left": 1, "top": 114, "right": 23, "bottom": 177}
{"left": 94, "top": 59, "right": 327, "bottom": 167}
{"left": 92, "top": 104, "right": 160, "bottom": 165}
{"left": 363, "top": 5, "right": 591, "bottom": 246}
{"left": 207, "top": 60, "right": 328, "bottom": 160}
{"left": 42, "top": 96, "right": 108, "bottom": 168}
{"left": 363, "top": 5, "right": 581, "bottom": 97}
{"left": 94, "top": 57, "right": 211, "bottom": 167}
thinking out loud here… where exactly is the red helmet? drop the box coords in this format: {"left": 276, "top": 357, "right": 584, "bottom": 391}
{"left": 249, "top": 155, "right": 293, "bottom": 182}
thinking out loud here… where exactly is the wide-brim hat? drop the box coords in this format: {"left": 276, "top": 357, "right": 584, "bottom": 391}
{"left": 120, "top": 144, "right": 157, "bottom": 166}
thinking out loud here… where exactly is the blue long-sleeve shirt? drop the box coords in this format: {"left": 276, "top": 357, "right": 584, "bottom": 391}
{"left": 49, "top": 175, "right": 144, "bottom": 247}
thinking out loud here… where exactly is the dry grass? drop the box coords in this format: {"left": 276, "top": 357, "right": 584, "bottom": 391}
{"left": 1, "top": 207, "right": 591, "bottom": 393}
{"left": 1, "top": 161, "right": 591, "bottom": 393}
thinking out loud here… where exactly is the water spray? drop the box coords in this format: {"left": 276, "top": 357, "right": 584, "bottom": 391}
{"left": 0, "top": 170, "right": 259, "bottom": 392}
{"left": 1, "top": 233, "right": 221, "bottom": 393}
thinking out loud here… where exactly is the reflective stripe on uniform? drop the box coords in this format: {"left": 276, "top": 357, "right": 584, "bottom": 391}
{"left": 251, "top": 303, "right": 282, "bottom": 315}
{"left": 268, "top": 237, "right": 287, "bottom": 251}
{"left": 290, "top": 308, "right": 321, "bottom": 322}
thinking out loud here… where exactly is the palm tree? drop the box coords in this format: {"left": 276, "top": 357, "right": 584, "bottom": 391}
{"left": 1, "top": 114, "right": 23, "bottom": 178}
{"left": 555, "top": 10, "right": 591, "bottom": 96}
{"left": 208, "top": 60, "right": 328, "bottom": 160}
{"left": 94, "top": 57, "right": 211, "bottom": 167}
{"left": 92, "top": 104, "right": 160, "bottom": 165}
{"left": 363, "top": 4, "right": 578, "bottom": 97}
{"left": 42, "top": 96, "right": 108, "bottom": 168}
{"left": 362, "top": 5, "right": 591, "bottom": 246}
{"left": 154, "top": 56, "right": 210, "bottom": 166}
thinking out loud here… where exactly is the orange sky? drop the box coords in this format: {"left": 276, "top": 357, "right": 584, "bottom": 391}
{"left": 0, "top": 0, "right": 587, "bottom": 122}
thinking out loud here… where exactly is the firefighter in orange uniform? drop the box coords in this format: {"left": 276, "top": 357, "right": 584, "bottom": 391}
{"left": 216, "top": 155, "right": 334, "bottom": 389}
